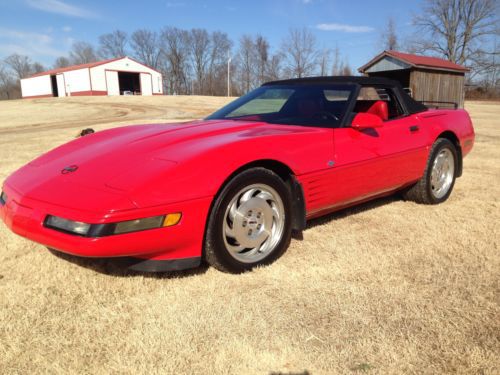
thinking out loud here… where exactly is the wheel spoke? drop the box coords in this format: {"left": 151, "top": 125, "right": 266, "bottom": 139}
{"left": 436, "top": 153, "right": 445, "bottom": 169}
{"left": 257, "top": 190, "right": 273, "bottom": 201}
{"left": 271, "top": 203, "right": 280, "bottom": 221}
{"left": 224, "top": 223, "right": 236, "bottom": 238}
{"left": 239, "top": 188, "right": 256, "bottom": 205}
{"left": 228, "top": 201, "right": 238, "bottom": 221}
{"left": 226, "top": 243, "right": 246, "bottom": 255}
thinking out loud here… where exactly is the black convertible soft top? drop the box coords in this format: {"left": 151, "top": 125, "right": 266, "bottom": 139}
{"left": 263, "top": 76, "right": 428, "bottom": 114}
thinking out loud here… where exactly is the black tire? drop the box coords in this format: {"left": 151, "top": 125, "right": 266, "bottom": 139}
{"left": 402, "top": 138, "right": 458, "bottom": 204}
{"left": 204, "top": 167, "right": 293, "bottom": 273}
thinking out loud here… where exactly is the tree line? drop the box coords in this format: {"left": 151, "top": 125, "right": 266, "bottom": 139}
{"left": 0, "top": 0, "right": 498, "bottom": 100}
{"left": 0, "top": 26, "right": 353, "bottom": 99}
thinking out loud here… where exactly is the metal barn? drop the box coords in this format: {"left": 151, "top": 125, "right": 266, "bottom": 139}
{"left": 21, "top": 57, "right": 163, "bottom": 98}
{"left": 358, "top": 50, "right": 469, "bottom": 108}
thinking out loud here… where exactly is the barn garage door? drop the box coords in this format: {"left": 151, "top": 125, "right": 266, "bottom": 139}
{"left": 105, "top": 71, "right": 119, "bottom": 95}
{"left": 56, "top": 74, "right": 66, "bottom": 97}
{"left": 140, "top": 73, "right": 152, "bottom": 95}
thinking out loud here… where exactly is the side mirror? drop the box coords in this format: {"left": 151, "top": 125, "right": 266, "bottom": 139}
{"left": 351, "top": 113, "right": 384, "bottom": 130}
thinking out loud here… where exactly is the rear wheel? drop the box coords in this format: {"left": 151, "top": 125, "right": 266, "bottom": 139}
{"left": 403, "top": 138, "right": 458, "bottom": 204}
{"left": 204, "top": 168, "right": 292, "bottom": 273}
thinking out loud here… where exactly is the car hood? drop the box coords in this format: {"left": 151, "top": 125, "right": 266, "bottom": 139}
{"left": 5, "top": 119, "right": 272, "bottom": 211}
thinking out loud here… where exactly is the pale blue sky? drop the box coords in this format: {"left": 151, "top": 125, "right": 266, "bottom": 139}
{"left": 0, "top": 0, "right": 423, "bottom": 70}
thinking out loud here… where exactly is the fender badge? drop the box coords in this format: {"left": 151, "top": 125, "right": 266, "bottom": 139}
{"left": 61, "top": 165, "right": 79, "bottom": 174}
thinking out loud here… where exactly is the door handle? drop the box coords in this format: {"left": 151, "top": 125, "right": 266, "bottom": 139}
{"left": 409, "top": 125, "right": 419, "bottom": 132}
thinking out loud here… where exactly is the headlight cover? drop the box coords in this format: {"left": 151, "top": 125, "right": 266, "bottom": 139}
{"left": 113, "top": 216, "right": 165, "bottom": 235}
{"left": 44, "top": 213, "right": 182, "bottom": 237}
{"left": 45, "top": 216, "right": 91, "bottom": 236}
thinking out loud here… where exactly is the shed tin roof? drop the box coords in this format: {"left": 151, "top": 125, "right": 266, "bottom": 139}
{"left": 359, "top": 50, "right": 469, "bottom": 74}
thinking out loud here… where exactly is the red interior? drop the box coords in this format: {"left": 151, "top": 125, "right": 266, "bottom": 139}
{"left": 366, "top": 100, "right": 389, "bottom": 121}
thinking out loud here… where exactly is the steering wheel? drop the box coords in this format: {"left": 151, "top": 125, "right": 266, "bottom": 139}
{"left": 312, "top": 111, "right": 339, "bottom": 122}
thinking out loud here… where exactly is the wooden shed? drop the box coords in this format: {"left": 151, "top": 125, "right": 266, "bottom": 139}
{"left": 358, "top": 50, "right": 469, "bottom": 108}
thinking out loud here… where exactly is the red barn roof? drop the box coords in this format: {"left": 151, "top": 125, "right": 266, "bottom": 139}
{"left": 359, "top": 50, "right": 469, "bottom": 73}
{"left": 27, "top": 56, "right": 161, "bottom": 78}
{"left": 29, "top": 57, "right": 124, "bottom": 78}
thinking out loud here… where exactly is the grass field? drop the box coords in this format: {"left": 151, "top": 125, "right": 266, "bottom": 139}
{"left": 0, "top": 96, "right": 498, "bottom": 374}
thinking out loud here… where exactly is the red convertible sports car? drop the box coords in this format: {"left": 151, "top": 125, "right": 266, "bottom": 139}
{"left": 0, "top": 77, "right": 474, "bottom": 273}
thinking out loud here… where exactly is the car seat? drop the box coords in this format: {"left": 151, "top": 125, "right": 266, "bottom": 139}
{"left": 366, "top": 100, "right": 389, "bottom": 121}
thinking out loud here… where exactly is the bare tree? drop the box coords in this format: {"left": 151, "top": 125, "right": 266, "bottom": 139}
{"left": 207, "top": 31, "right": 232, "bottom": 95}
{"left": 99, "top": 30, "right": 128, "bottom": 59}
{"left": 4, "top": 54, "right": 33, "bottom": 80}
{"left": 130, "top": 29, "right": 162, "bottom": 69}
{"left": 190, "top": 28, "right": 211, "bottom": 94}
{"left": 31, "top": 62, "right": 46, "bottom": 74}
{"left": 413, "top": 0, "right": 498, "bottom": 76}
{"left": 69, "top": 41, "right": 98, "bottom": 64}
{"left": 255, "top": 35, "right": 269, "bottom": 84}
{"left": 161, "top": 27, "right": 191, "bottom": 95}
{"left": 0, "top": 64, "right": 18, "bottom": 99}
{"left": 341, "top": 59, "right": 353, "bottom": 76}
{"left": 331, "top": 45, "right": 341, "bottom": 75}
{"left": 54, "top": 56, "right": 71, "bottom": 68}
{"left": 267, "top": 53, "right": 283, "bottom": 81}
{"left": 281, "top": 28, "right": 319, "bottom": 78}
{"left": 381, "top": 17, "right": 398, "bottom": 50}
{"left": 237, "top": 35, "right": 258, "bottom": 93}
{"left": 319, "top": 48, "right": 331, "bottom": 76}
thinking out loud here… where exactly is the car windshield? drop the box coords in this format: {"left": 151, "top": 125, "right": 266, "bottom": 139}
{"left": 206, "top": 84, "right": 357, "bottom": 127}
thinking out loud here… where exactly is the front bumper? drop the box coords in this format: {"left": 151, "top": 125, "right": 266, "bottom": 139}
{"left": 0, "top": 183, "right": 212, "bottom": 263}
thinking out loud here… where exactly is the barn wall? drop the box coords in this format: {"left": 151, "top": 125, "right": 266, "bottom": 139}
{"left": 140, "top": 73, "right": 153, "bottom": 95}
{"left": 20, "top": 75, "right": 52, "bottom": 98}
{"left": 105, "top": 71, "right": 119, "bottom": 95}
{"left": 63, "top": 68, "right": 91, "bottom": 95}
{"left": 410, "top": 69, "right": 465, "bottom": 108}
{"left": 90, "top": 57, "right": 163, "bottom": 95}
{"left": 56, "top": 74, "right": 66, "bottom": 97}
{"left": 90, "top": 65, "right": 107, "bottom": 92}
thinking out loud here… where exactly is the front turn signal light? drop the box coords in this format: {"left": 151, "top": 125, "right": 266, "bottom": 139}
{"left": 163, "top": 213, "right": 182, "bottom": 227}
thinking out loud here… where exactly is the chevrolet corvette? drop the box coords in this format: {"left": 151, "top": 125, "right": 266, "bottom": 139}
{"left": 0, "top": 77, "right": 475, "bottom": 273}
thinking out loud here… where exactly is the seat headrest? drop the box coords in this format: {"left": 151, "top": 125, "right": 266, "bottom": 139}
{"left": 366, "top": 100, "right": 388, "bottom": 121}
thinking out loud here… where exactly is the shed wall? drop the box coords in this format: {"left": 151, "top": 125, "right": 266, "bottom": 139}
{"left": 409, "top": 69, "right": 465, "bottom": 108}
{"left": 364, "top": 56, "right": 411, "bottom": 72}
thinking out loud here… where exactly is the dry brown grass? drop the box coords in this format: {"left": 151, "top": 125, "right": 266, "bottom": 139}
{"left": 0, "top": 97, "right": 498, "bottom": 374}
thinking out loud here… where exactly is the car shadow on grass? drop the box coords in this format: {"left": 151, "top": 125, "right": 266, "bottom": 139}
{"left": 304, "top": 194, "right": 402, "bottom": 231}
{"left": 47, "top": 248, "right": 209, "bottom": 279}
{"left": 46, "top": 195, "right": 402, "bottom": 277}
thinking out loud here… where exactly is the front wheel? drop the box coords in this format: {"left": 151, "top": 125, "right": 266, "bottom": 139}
{"left": 403, "top": 138, "right": 458, "bottom": 204}
{"left": 204, "top": 168, "right": 292, "bottom": 273}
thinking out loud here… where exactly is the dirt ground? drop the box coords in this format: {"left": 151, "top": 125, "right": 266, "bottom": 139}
{"left": 0, "top": 97, "right": 498, "bottom": 374}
